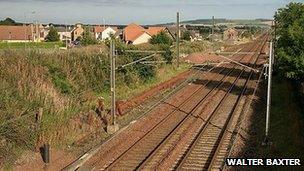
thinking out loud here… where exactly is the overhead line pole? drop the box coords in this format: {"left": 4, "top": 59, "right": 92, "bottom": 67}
{"left": 177, "top": 12, "right": 180, "bottom": 68}
{"left": 212, "top": 16, "right": 215, "bottom": 44}
{"left": 110, "top": 40, "right": 116, "bottom": 126}
{"left": 264, "top": 41, "right": 273, "bottom": 144}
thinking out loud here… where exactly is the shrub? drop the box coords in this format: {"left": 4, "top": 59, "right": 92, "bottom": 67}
{"left": 150, "top": 31, "right": 173, "bottom": 45}
{"left": 80, "top": 27, "right": 97, "bottom": 46}
{"left": 275, "top": 2, "right": 304, "bottom": 81}
{"left": 45, "top": 27, "right": 60, "bottom": 42}
{"left": 182, "top": 31, "right": 191, "bottom": 41}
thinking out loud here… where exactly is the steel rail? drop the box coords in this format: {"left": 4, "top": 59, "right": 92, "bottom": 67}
{"left": 103, "top": 41, "right": 256, "bottom": 170}
{"left": 104, "top": 66, "right": 230, "bottom": 170}
{"left": 91, "top": 64, "right": 222, "bottom": 169}
{"left": 136, "top": 59, "right": 252, "bottom": 171}
{"left": 175, "top": 35, "right": 267, "bottom": 170}
{"left": 207, "top": 34, "right": 269, "bottom": 171}
{"left": 135, "top": 37, "right": 262, "bottom": 171}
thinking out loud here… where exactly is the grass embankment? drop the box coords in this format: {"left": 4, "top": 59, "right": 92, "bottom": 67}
{"left": 0, "top": 42, "right": 65, "bottom": 49}
{"left": 248, "top": 75, "right": 304, "bottom": 170}
{"left": 0, "top": 45, "right": 190, "bottom": 166}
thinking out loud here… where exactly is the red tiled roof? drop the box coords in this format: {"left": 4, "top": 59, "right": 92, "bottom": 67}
{"left": 0, "top": 25, "right": 32, "bottom": 40}
{"left": 146, "top": 27, "right": 165, "bottom": 36}
{"left": 94, "top": 26, "right": 119, "bottom": 33}
{"left": 94, "top": 26, "right": 106, "bottom": 33}
{"left": 124, "top": 23, "right": 147, "bottom": 42}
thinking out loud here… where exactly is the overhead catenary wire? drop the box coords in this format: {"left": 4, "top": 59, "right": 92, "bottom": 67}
{"left": 222, "top": 65, "right": 266, "bottom": 170}
{"left": 116, "top": 53, "right": 157, "bottom": 70}
{"left": 123, "top": 50, "right": 166, "bottom": 53}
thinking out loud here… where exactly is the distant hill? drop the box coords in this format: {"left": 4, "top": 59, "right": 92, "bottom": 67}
{"left": 0, "top": 18, "right": 22, "bottom": 26}
{"left": 163, "top": 18, "right": 272, "bottom": 27}
{"left": 181, "top": 18, "right": 227, "bottom": 24}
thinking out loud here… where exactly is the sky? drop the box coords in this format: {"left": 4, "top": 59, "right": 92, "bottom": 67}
{"left": 0, "top": 0, "right": 302, "bottom": 25}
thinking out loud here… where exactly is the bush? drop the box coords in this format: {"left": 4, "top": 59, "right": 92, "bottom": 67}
{"left": 159, "top": 44, "right": 173, "bottom": 64}
{"left": 80, "top": 27, "right": 97, "bottom": 46}
{"left": 150, "top": 31, "right": 172, "bottom": 45}
{"left": 45, "top": 27, "right": 60, "bottom": 42}
{"left": 275, "top": 2, "right": 304, "bottom": 81}
{"left": 182, "top": 31, "right": 191, "bottom": 41}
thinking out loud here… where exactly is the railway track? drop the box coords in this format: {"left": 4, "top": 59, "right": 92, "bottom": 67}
{"left": 175, "top": 35, "right": 268, "bottom": 171}
{"left": 83, "top": 34, "right": 269, "bottom": 171}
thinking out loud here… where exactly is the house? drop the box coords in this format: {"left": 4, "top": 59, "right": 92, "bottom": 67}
{"left": 0, "top": 24, "right": 41, "bottom": 42}
{"left": 223, "top": 28, "right": 238, "bottom": 40}
{"left": 189, "top": 30, "right": 202, "bottom": 41}
{"left": 55, "top": 26, "right": 73, "bottom": 43}
{"left": 146, "top": 27, "right": 166, "bottom": 37}
{"left": 39, "top": 24, "right": 48, "bottom": 42}
{"left": 123, "top": 23, "right": 151, "bottom": 45}
{"left": 123, "top": 23, "right": 167, "bottom": 45}
{"left": 166, "top": 26, "right": 188, "bottom": 40}
{"left": 93, "top": 26, "right": 118, "bottom": 40}
{"left": 71, "top": 23, "right": 84, "bottom": 41}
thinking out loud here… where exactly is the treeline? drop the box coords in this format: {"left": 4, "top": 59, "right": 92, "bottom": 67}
{"left": 0, "top": 18, "right": 22, "bottom": 26}
{"left": 275, "top": 2, "right": 304, "bottom": 81}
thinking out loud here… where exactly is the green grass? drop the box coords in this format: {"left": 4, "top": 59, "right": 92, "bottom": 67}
{"left": 116, "top": 63, "right": 190, "bottom": 101}
{"left": 0, "top": 42, "right": 65, "bottom": 49}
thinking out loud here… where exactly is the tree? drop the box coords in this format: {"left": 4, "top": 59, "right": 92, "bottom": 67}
{"left": 0, "top": 18, "right": 18, "bottom": 25}
{"left": 182, "top": 31, "right": 191, "bottom": 41}
{"left": 275, "top": 2, "right": 304, "bottom": 80}
{"left": 45, "top": 27, "right": 60, "bottom": 42}
{"left": 80, "top": 27, "right": 97, "bottom": 46}
{"left": 150, "top": 31, "right": 172, "bottom": 45}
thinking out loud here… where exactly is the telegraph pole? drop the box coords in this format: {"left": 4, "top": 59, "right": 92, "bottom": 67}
{"left": 212, "top": 16, "right": 215, "bottom": 43}
{"left": 274, "top": 11, "right": 277, "bottom": 43}
{"left": 176, "top": 12, "right": 180, "bottom": 68}
{"left": 110, "top": 40, "right": 116, "bottom": 125}
{"left": 264, "top": 41, "right": 273, "bottom": 144}
{"left": 65, "top": 23, "right": 68, "bottom": 49}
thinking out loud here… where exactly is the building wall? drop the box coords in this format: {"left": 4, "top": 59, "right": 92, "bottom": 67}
{"left": 0, "top": 24, "right": 41, "bottom": 42}
{"left": 132, "top": 32, "right": 151, "bottom": 45}
{"left": 223, "top": 28, "right": 238, "bottom": 40}
{"left": 58, "top": 32, "right": 72, "bottom": 42}
{"left": 101, "top": 27, "right": 116, "bottom": 40}
{"left": 95, "top": 32, "right": 100, "bottom": 39}
{"left": 1, "top": 40, "right": 32, "bottom": 43}
{"left": 72, "top": 24, "right": 84, "bottom": 41}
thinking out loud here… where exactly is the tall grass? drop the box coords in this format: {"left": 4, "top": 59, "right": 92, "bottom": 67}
{"left": 0, "top": 43, "right": 188, "bottom": 165}
{"left": 0, "top": 42, "right": 65, "bottom": 49}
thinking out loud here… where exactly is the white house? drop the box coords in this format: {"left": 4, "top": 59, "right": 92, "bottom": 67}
{"left": 94, "top": 26, "right": 117, "bottom": 41}
{"left": 132, "top": 32, "right": 152, "bottom": 45}
{"left": 55, "top": 26, "right": 73, "bottom": 43}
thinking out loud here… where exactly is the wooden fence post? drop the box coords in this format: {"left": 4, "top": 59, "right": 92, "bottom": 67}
{"left": 35, "top": 108, "right": 43, "bottom": 152}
